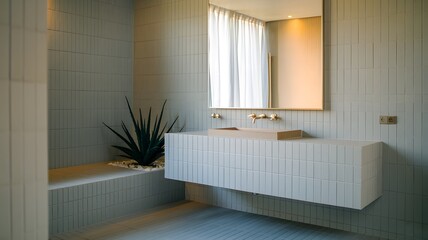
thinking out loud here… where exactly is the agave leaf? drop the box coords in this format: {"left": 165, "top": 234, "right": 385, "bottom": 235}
{"left": 152, "top": 100, "right": 167, "bottom": 143}
{"left": 141, "top": 109, "right": 153, "bottom": 155}
{"left": 141, "top": 113, "right": 146, "bottom": 136}
{"left": 143, "top": 146, "right": 162, "bottom": 165}
{"left": 123, "top": 97, "right": 142, "bottom": 157}
{"left": 146, "top": 107, "right": 152, "bottom": 139}
{"left": 112, "top": 145, "right": 140, "bottom": 160}
{"left": 147, "top": 152, "right": 164, "bottom": 166}
{"left": 140, "top": 133, "right": 150, "bottom": 157}
{"left": 156, "top": 116, "right": 181, "bottom": 147}
{"left": 103, "top": 123, "right": 135, "bottom": 150}
{"left": 156, "top": 123, "right": 168, "bottom": 143}
{"left": 125, "top": 97, "right": 141, "bottom": 139}
{"left": 150, "top": 114, "right": 159, "bottom": 148}
{"left": 138, "top": 108, "right": 144, "bottom": 150}
{"left": 157, "top": 138, "right": 165, "bottom": 149}
{"left": 165, "top": 116, "right": 179, "bottom": 133}
{"left": 120, "top": 122, "right": 140, "bottom": 153}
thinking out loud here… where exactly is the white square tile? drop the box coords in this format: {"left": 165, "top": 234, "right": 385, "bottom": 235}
{"left": 272, "top": 174, "right": 280, "bottom": 196}
{"left": 337, "top": 145, "right": 345, "bottom": 164}
{"left": 272, "top": 141, "right": 279, "bottom": 158}
{"left": 321, "top": 180, "right": 329, "bottom": 204}
{"left": 279, "top": 142, "right": 286, "bottom": 158}
{"left": 329, "top": 181, "right": 337, "bottom": 205}
{"left": 292, "top": 160, "right": 300, "bottom": 176}
{"left": 306, "top": 179, "right": 314, "bottom": 201}
{"left": 353, "top": 147, "right": 362, "bottom": 166}
{"left": 354, "top": 166, "right": 362, "bottom": 184}
{"left": 345, "top": 146, "right": 354, "bottom": 165}
{"left": 299, "top": 177, "right": 306, "bottom": 200}
{"left": 272, "top": 158, "right": 279, "bottom": 174}
{"left": 321, "top": 144, "right": 329, "bottom": 162}
{"left": 344, "top": 165, "right": 354, "bottom": 183}
{"left": 329, "top": 164, "right": 337, "bottom": 181}
{"left": 285, "top": 175, "right": 292, "bottom": 198}
{"left": 279, "top": 159, "right": 286, "bottom": 175}
{"left": 266, "top": 141, "right": 272, "bottom": 158}
{"left": 313, "top": 179, "right": 321, "bottom": 203}
{"left": 292, "top": 176, "right": 299, "bottom": 199}
{"left": 266, "top": 158, "right": 273, "bottom": 173}
{"left": 329, "top": 145, "right": 337, "bottom": 163}
{"left": 306, "top": 143, "right": 314, "bottom": 161}
{"left": 235, "top": 169, "right": 241, "bottom": 190}
{"left": 278, "top": 175, "right": 286, "bottom": 197}
{"left": 286, "top": 142, "right": 292, "bottom": 158}
{"left": 229, "top": 169, "right": 236, "bottom": 189}
{"left": 306, "top": 161, "right": 314, "bottom": 178}
{"left": 337, "top": 164, "right": 345, "bottom": 182}
{"left": 344, "top": 183, "right": 353, "bottom": 208}
{"left": 321, "top": 163, "right": 329, "bottom": 180}
{"left": 313, "top": 144, "right": 321, "bottom": 162}
{"left": 266, "top": 173, "right": 273, "bottom": 195}
{"left": 353, "top": 184, "right": 361, "bottom": 209}
{"left": 253, "top": 172, "right": 260, "bottom": 193}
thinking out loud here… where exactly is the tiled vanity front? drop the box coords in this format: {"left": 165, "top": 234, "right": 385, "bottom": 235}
{"left": 165, "top": 132, "right": 382, "bottom": 210}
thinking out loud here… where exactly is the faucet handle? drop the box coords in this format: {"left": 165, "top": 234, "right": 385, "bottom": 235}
{"left": 248, "top": 113, "right": 257, "bottom": 124}
{"left": 269, "top": 113, "right": 279, "bottom": 121}
{"left": 258, "top": 113, "right": 267, "bottom": 119}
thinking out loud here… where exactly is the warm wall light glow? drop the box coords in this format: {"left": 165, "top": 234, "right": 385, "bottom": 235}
{"left": 288, "top": 15, "right": 292, "bottom": 18}
{"left": 48, "top": 0, "right": 53, "bottom": 28}
{"left": 276, "top": 16, "right": 323, "bottom": 110}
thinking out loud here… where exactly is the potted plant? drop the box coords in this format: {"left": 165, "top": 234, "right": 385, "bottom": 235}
{"left": 104, "top": 97, "right": 180, "bottom": 170}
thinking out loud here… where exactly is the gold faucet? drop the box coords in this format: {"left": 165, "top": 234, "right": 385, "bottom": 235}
{"left": 248, "top": 113, "right": 267, "bottom": 124}
{"left": 269, "top": 113, "right": 279, "bottom": 121}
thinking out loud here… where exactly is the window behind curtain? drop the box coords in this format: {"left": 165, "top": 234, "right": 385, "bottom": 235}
{"left": 209, "top": 5, "right": 269, "bottom": 108}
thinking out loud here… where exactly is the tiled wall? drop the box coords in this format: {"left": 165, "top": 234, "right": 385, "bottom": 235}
{"left": 0, "top": 0, "right": 49, "bottom": 239}
{"left": 48, "top": 0, "right": 134, "bottom": 169}
{"left": 135, "top": 0, "right": 428, "bottom": 239}
{"left": 134, "top": 0, "right": 209, "bottom": 128}
{"left": 49, "top": 170, "right": 184, "bottom": 235}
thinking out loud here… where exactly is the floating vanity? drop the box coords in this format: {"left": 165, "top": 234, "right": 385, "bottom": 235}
{"left": 165, "top": 130, "right": 382, "bottom": 210}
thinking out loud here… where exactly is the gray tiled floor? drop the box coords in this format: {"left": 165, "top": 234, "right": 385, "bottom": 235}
{"left": 50, "top": 201, "right": 381, "bottom": 240}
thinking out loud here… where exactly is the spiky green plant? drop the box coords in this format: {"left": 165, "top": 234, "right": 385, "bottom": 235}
{"left": 103, "top": 97, "right": 179, "bottom": 166}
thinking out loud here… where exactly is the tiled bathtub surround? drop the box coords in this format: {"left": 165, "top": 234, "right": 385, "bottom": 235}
{"left": 165, "top": 132, "right": 382, "bottom": 210}
{"left": 48, "top": 0, "right": 134, "bottom": 168}
{"left": 48, "top": 164, "right": 184, "bottom": 235}
{"left": 135, "top": 0, "right": 428, "bottom": 239}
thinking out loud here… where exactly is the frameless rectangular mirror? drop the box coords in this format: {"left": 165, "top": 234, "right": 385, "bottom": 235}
{"left": 208, "top": 0, "right": 323, "bottom": 110}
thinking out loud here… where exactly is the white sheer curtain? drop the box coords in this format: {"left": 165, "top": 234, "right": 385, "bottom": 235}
{"left": 209, "top": 5, "right": 268, "bottom": 108}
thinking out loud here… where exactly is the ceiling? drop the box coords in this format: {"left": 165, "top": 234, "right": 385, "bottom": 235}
{"left": 209, "top": 0, "right": 322, "bottom": 22}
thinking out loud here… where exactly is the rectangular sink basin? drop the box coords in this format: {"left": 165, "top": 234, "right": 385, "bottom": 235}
{"left": 208, "top": 127, "right": 303, "bottom": 140}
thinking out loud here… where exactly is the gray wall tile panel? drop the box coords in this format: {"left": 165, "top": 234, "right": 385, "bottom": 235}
{"left": 48, "top": 0, "right": 134, "bottom": 168}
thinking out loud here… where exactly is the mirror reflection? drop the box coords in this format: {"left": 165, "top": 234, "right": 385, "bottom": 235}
{"left": 208, "top": 0, "right": 323, "bottom": 110}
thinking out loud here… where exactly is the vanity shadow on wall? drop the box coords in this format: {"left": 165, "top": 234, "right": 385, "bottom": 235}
{"left": 209, "top": 0, "right": 323, "bottom": 110}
